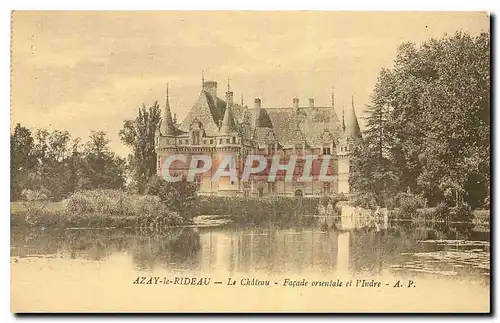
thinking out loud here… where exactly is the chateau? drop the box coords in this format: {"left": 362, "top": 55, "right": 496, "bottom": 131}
{"left": 155, "top": 78, "right": 362, "bottom": 197}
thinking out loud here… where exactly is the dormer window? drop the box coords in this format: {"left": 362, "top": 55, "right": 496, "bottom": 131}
{"left": 192, "top": 130, "right": 201, "bottom": 145}
{"left": 189, "top": 118, "right": 204, "bottom": 145}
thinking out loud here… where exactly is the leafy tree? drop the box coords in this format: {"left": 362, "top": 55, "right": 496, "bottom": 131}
{"left": 31, "top": 129, "right": 74, "bottom": 200}
{"left": 350, "top": 31, "right": 490, "bottom": 208}
{"left": 79, "top": 131, "right": 126, "bottom": 190}
{"left": 119, "top": 101, "right": 161, "bottom": 193}
{"left": 10, "top": 123, "right": 35, "bottom": 200}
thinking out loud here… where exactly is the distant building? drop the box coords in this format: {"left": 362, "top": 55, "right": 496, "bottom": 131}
{"left": 155, "top": 77, "right": 362, "bottom": 197}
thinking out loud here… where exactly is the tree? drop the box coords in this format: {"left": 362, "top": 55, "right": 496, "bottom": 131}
{"left": 119, "top": 101, "right": 161, "bottom": 193}
{"left": 10, "top": 123, "right": 35, "bottom": 200}
{"left": 350, "top": 31, "right": 490, "bottom": 208}
{"left": 79, "top": 131, "right": 126, "bottom": 190}
{"left": 31, "top": 129, "right": 75, "bottom": 200}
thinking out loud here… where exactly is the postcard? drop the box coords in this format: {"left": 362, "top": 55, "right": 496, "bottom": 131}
{"left": 10, "top": 11, "right": 490, "bottom": 313}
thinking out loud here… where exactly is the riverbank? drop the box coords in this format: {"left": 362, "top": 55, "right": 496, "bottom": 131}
{"left": 11, "top": 193, "right": 490, "bottom": 230}
{"left": 10, "top": 189, "right": 189, "bottom": 229}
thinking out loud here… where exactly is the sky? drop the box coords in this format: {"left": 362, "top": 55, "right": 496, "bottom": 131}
{"left": 11, "top": 11, "right": 489, "bottom": 157}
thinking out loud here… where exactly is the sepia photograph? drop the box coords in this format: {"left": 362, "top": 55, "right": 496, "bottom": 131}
{"left": 9, "top": 11, "right": 490, "bottom": 313}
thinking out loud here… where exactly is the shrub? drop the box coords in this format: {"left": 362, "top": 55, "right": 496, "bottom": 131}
{"left": 393, "top": 192, "right": 427, "bottom": 219}
{"left": 133, "top": 195, "right": 165, "bottom": 216}
{"left": 350, "top": 192, "right": 378, "bottom": 210}
{"left": 434, "top": 202, "right": 450, "bottom": 222}
{"left": 144, "top": 176, "right": 198, "bottom": 219}
{"left": 66, "top": 190, "right": 135, "bottom": 215}
{"left": 450, "top": 202, "right": 473, "bottom": 223}
{"left": 65, "top": 189, "right": 184, "bottom": 220}
{"left": 472, "top": 209, "right": 490, "bottom": 226}
{"left": 194, "top": 195, "right": 321, "bottom": 225}
{"left": 383, "top": 196, "right": 397, "bottom": 210}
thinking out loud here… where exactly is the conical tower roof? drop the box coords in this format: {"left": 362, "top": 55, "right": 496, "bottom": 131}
{"left": 219, "top": 104, "right": 235, "bottom": 134}
{"left": 161, "top": 84, "right": 178, "bottom": 136}
{"left": 345, "top": 95, "right": 362, "bottom": 139}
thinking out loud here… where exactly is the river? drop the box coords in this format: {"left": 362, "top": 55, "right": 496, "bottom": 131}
{"left": 11, "top": 221, "right": 490, "bottom": 312}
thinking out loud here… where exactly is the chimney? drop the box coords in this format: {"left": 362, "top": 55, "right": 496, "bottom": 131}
{"left": 203, "top": 80, "right": 218, "bottom": 100}
{"left": 293, "top": 98, "right": 299, "bottom": 111}
{"left": 309, "top": 98, "right": 314, "bottom": 109}
{"left": 226, "top": 91, "right": 234, "bottom": 106}
{"left": 225, "top": 77, "right": 233, "bottom": 106}
{"left": 254, "top": 98, "right": 261, "bottom": 128}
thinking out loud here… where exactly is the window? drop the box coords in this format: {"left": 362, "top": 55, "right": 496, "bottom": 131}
{"left": 219, "top": 139, "right": 222, "bottom": 144}
{"left": 192, "top": 130, "right": 201, "bottom": 145}
{"left": 210, "top": 139, "right": 214, "bottom": 144}
{"left": 323, "top": 182, "right": 331, "bottom": 194}
{"left": 232, "top": 137, "right": 236, "bottom": 144}
{"left": 229, "top": 156, "right": 237, "bottom": 170}
{"left": 267, "top": 144, "right": 274, "bottom": 155}
{"left": 322, "top": 147, "right": 331, "bottom": 155}
{"left": 226, "top": 138, "right": 230, "bottom": 144}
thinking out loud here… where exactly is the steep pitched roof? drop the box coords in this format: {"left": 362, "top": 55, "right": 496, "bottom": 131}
{"left": 229, "top": 104, "right": 249, "bottom": 123}
{"left": 254, "top": 127, "right": 275, "bottom": 146}
{"left": 263, "top": 106, "right": 344, "bottom": 146}
{"left": 345, "top": 97, "right": 362, "bottom": 140}
{"left": 265, "top": 109, "right": 305, "bottom": 146}
{"left": 179, "top": 90, "right": 227, "bottom": 136}
{"left": 299, "top": 107, "right": 344, "bottom": 145}
{"left": 161, "top": 87, "right": 185, "bottom": 136}
{"left": 247, "top": 108, "right": 273, "bottom": 128}
{"left": 219, "top": 105, "right": 236, "bottom": 134}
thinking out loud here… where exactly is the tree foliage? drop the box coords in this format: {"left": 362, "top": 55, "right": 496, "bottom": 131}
{"left": 10, "top": 125, "right": 126, "bottom": 200}
{"left": 144, "top": 175, "right": 199, "bottom": 219}
{"left": 78, "top": 131, "right": 126, "bottom": 190}
{"left": 11, "top": 124, "right": 35, "bottom": 200}
{"left": 119, "top": 101, "right": 162, "bottom": 193}
{"left": 350, "top": 31, "right": 490, "bottom": 208}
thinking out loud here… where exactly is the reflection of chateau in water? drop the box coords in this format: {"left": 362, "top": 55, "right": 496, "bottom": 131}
{"left": 194, "top": 229, "right": 398, "bottom": 275}
{"left": 198, "top": 228, "right": 355, "bottom": 274}
{"left": 11, "top": 223, "right": 489, "bottom": 279}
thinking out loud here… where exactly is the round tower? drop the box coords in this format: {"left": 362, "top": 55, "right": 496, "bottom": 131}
{"left": 214, "top": 103, "right": 241, "bottom": 196}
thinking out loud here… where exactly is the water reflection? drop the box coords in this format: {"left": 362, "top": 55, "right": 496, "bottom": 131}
{"left": 11, "top": 221, "right": 489, "bottom": 281}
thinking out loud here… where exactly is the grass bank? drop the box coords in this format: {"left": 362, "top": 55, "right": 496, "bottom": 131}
{"left": 12, "top": 191, "right": 489, "bottom": 230}
{"left": 11, "top": 189, "right": 188, "bottom": 229}
{"left": 194, "top": 195, "right": 341, "bottom": 226}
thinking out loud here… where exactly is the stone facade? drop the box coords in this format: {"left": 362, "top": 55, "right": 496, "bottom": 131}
{"left": 155, "top": 79, "right": 362, "bottom": 197}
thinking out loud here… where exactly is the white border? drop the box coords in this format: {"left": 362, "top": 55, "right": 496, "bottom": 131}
{"left": 2, "top": 1, "right": 498, "bottom": 321}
